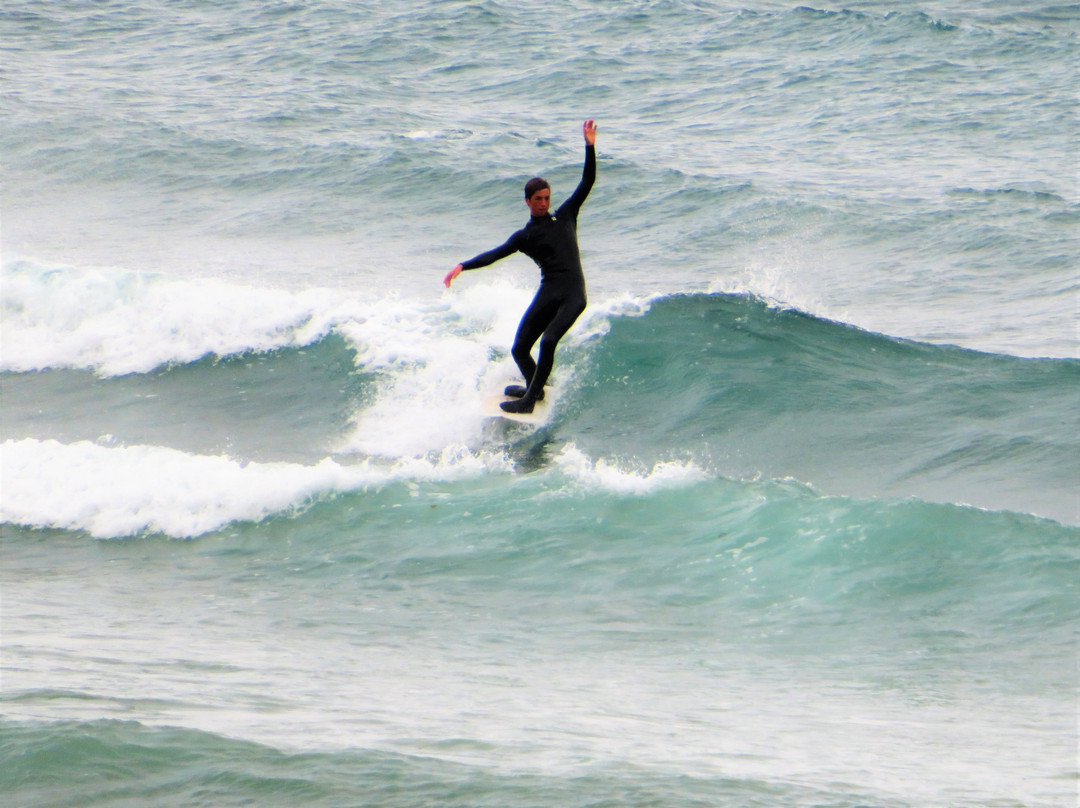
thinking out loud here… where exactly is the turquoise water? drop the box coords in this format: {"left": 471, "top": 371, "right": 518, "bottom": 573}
{"left": 2, "top": 2, "right": 1078, "bottom": 806}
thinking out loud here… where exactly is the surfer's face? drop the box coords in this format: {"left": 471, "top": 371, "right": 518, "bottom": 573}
{"left": 526, "top": 188, "right": 550, "bottom": 217}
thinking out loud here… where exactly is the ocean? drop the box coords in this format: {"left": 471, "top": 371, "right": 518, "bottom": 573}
{"left": 1, "top": 1, "right": 1077, "bottom": 806}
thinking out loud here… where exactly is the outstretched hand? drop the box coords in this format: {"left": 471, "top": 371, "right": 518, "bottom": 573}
{"left": 443, "top": 264, "right": 463, "bottom": 288}
{"left": 583, "top": 119, "right": 597, "bottom": 146}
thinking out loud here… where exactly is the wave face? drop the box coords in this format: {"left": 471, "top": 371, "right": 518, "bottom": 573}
{"left": 2, "top": 1, "right": 1078, "bottom": 806}
{"left": 561, "top": 293, "right": 1079, "bottom": 524}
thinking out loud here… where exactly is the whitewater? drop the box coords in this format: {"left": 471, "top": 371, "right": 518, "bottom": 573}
{"left": 2, "top": 2, "right": 1077, "bottom": 807}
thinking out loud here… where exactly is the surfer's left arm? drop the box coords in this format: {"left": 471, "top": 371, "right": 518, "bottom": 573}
{"left": 560, "top": 120, "right": 597, "bottom": 217}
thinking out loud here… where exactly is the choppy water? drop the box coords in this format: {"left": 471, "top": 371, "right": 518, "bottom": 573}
{"left": 2, "top": 2, "right": 1077, "bottom": 806}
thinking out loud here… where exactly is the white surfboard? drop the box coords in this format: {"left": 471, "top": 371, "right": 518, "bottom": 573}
{"left": 481, "top": 393, "right": 551, "bottom": 425}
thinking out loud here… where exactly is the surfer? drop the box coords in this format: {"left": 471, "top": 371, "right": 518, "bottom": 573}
{"left": 444, "top": 119, "right": 598, "bottom": 414}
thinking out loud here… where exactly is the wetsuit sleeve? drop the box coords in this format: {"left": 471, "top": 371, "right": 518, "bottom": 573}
{"left": 460, "top": 232, "right": 522, "bottom": 270}
{"left": 556, "top": 144, "right": 596, "bottom": 221}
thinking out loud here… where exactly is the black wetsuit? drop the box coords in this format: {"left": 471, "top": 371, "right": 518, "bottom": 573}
{"left": 460, "top": 144, "right": 596, "bottom": 411}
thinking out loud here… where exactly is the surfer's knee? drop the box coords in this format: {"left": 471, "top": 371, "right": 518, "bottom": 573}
{"left": 511, "top": 341, "right": 533, "bottom": 364}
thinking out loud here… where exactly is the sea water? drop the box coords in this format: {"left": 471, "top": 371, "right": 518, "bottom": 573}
{"left": 2, "top": 2, "right": 1077, "bottom": 806}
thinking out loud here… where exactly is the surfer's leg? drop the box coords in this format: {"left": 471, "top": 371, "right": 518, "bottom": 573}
{"left": 530, "top": 295, "right": 586, "bottom": 393}
{"left": 501, "top": 294, "right": 585, "bottom": 414}
{"left": 508, "top": 289, "right": 559, "bottom": 393}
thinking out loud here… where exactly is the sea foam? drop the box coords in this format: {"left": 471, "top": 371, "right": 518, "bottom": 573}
{"left": 0, "top": 438, "right": 511, "bottom": 539}
{"left": 553, "top": 443, "right": 707, "bottom": 495}
{"left": 1, "top": 261, "right": 343, "bottom": 376}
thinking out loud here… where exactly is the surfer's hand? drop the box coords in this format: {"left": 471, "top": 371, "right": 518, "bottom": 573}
{"left": 583, "top": 119, "right": 597, "bottom": 145}
{"left": 444, "top": 264, "right": 463, "bottom": 288}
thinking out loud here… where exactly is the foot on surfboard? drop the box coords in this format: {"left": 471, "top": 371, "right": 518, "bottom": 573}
{"left": 503, "top": 384, "right": 544, "bottom": 400}
{"left": 499, "top": 396, "right": 538, "bottom": 414}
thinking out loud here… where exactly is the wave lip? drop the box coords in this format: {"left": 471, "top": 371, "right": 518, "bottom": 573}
{"left": 0, "top": 439, "right": 355, "bottom": 538}
{"left": 0, "top": 438, "right": 510, "bottom": 539}
{"left": 0, "top": 261, "right": 349, "bottom": 376}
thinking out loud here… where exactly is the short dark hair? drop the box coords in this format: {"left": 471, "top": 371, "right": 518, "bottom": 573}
{"left": 524, "top": 177, "right": 550, "bottom": 200}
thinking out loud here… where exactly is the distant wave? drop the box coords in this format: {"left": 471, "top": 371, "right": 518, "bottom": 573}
{"left": 0, "top": 716, "right": 960, "bottom": 808}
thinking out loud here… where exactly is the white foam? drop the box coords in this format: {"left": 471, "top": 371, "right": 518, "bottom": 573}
{"left": 0, "top": 261, "right": 348, "bottom": 376}
{"left": 568, "top": 292, "right": 655, "bottom": 344}
{"left": 0, "top": 438, "right": 511, "bottom": 539}
{"left": 553, "top": 444, "right": 706, "bottom": 495}
{"left": 337, "top": 279, "right": 538, "bottom": 458}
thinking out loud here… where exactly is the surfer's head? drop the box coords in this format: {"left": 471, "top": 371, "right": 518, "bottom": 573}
{"left": 524, "top": 177, "right": 551, "bottom": 217}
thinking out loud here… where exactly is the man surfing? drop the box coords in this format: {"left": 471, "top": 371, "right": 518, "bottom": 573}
{"left": 444, "top": 119, "right": 598, "bottom": 414}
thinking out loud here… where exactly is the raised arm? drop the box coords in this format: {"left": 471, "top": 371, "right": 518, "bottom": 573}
{"left": 558, "top": 120, "right": 597, "bottom": 219}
